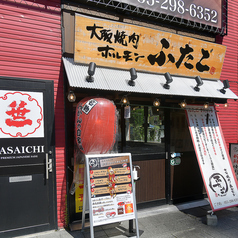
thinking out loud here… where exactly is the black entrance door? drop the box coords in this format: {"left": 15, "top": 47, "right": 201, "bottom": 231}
{"left": 0, "top": 77, "right": 57, "bottom": 238}
{"left": 120, "top": 106, "right": 168, "bottom": 204}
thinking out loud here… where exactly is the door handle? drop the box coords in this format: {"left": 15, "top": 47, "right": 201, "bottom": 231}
{"left": 46, "top": 153, "right": 53, "bottom": 180}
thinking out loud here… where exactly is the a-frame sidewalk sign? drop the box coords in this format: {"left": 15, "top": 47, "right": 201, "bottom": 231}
{"left": 82, "top": 153, "right": 139, "bottom": 238}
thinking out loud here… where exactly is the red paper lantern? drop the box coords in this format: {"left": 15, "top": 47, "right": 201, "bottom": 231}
{"left": 75, "top": 97, "right": 117, "bottom": 154}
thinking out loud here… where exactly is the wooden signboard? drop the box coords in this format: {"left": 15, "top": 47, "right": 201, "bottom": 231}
{"left": 82, "top": 153, "right": 139, "bottom": 238}
{"left": 74, "top": 14, "right": 226, "bottom": 80}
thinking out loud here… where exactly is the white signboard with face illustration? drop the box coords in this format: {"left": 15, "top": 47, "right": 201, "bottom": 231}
{"left": 0, "top": 90, "right": 44, "bottom": 138}
{"left": 186, "top": 105, "right": 238, "bottom": 211}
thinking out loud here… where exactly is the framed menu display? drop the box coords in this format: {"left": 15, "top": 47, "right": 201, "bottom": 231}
{"left": 82, "top": 153, "right": 139, "bottom": 238}
{"left": 186, "top": 105, "right": 238, "bottom": 211}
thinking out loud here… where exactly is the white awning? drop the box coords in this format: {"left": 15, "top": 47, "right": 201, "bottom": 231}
{"left": 63, "top": 57, "right": 238, "bottom": 100}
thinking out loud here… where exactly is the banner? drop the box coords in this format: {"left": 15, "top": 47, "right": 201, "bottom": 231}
{"left": 186, "top": 105, "right": 238, "bottom": 211}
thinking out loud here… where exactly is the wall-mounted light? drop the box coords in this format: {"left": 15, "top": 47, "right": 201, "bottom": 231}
{"left": 128, "top": 68, "right": 137, "bottom": 86}
{"left": 224, "top": 102, "right": 229, "bottom": 108}
{"left": 180, "top": 100, "right": 187, "bottom": 108}
{"left": 87, "top": 62, "right": 96, "bottom": 82}
{"left": 163, "top": 72, "right": 173, "bottom": 89}
{"left": 204, "top": 102, "right": 209, "bottom": 109}
{"left": 220, "top": 79, "right": 230, "bottom": 94}
{"left": 194, "top": 76, "right": 203, "bottom": 92}
{"left": 153, "top": 98, "right": 160, "bottom": 107}
{"left": 121, "top": 95, "right": 129, "bottom": 105}
{"left": 67, "top": 90, "right": 76, "bottom": 102}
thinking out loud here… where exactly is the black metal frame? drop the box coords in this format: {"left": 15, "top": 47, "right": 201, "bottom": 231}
{"left": 78, "top": 0, "right": 227, "bottom": 35}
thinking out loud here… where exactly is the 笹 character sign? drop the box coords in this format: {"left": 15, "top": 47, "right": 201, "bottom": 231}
{"left": 0, "top": 91, "right": 44, "bottom": 138}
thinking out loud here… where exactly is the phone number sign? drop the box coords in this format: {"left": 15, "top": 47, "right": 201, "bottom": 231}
{"left": 118, "top": 0, "right": 222, "bottom": 29}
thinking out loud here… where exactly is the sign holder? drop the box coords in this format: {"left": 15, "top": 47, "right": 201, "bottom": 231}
{"left": 82, "top": 153, "right": 139, "bottom": 238}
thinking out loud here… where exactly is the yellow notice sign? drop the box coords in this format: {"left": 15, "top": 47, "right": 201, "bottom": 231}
{"left": 75, "top": 183, "right": 84, "bottom": 213}
{"left": 75, "top": 14, "right": 226, "bottom": 80}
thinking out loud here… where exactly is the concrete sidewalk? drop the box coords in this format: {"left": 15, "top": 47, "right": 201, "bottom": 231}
{"left": 15, "top": 199, "right": 238, "bottom": 238}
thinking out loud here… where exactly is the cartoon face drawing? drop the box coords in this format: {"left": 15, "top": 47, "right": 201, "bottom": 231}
{"left": 209, "top": 173, "right": 228, "bottom": 197}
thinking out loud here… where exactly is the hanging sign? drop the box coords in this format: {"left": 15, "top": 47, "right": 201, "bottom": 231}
{"left": 229, "top": 144, "right": 238, "bottom": 181}
{"left": 83, "top": 153, "right": 139, "bottom": 228}
{"left": 75, "top": 97, "right": 117, "bottom": 155}
{"left": 74, "top": 14, "right": 226, "bottom": 80}
{"left": 117, "top": 0, "right": 222, "bottom": 29}
{"left": 185, "top": 105, "right": 238, "bottom": 211}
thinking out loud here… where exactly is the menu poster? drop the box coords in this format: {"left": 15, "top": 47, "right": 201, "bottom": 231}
{"left": 229, "top": 144, "right": 238, "bottom": 181}
{"left": 185, "top": 105, "right": 238, "bottom": 211}
{"left": 85, "top": 153, "right": 136, "bottom": 226}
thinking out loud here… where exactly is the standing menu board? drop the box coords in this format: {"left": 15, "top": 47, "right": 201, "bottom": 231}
{"left": 82, "top": 153, "right": 139, "bottom": 238}
{"left": 186, "top": 105, "right": 238, "bottom": 211}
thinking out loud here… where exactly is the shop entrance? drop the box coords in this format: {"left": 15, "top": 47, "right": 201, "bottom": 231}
{"left": 120, "top": 106, "right": 167, "bottom": 204}
{"left": 0, "top": 77, "right": 56, "bottom": 237}
{"left": 121, "top": 106, "right": 204, "bottom": 205}
{"left": 170, "top": 110, "right": 204, "bottom": 203}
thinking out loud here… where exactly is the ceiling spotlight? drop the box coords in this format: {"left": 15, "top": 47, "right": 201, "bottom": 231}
{"left": 67, "top": 91, "right": 76, "bottom": 102}
{"left": 128, "top": 68, "right": 137, "bottom": 86}
{"left": 121, "top": 95, "right": 129, "bottom": 105}
{"left": 204, "top": 102, "right": 209, "bottom": 109}
{"left": 180, "top": 100, "right": 187, "bottom": 108}
{"left": 194, "top": 76, "right": 203, "bottom": 92}
{"left": 220, "top": 79, "right": 230, "bottom": 94}
{"left": 153, "top": 98, "right": 160, "bottom": 107}
{"left": 163, "top": 72, "right": 173, "bottom": 89}
{"left": 87, "top": 62, "right": 96, "bottom": 82}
